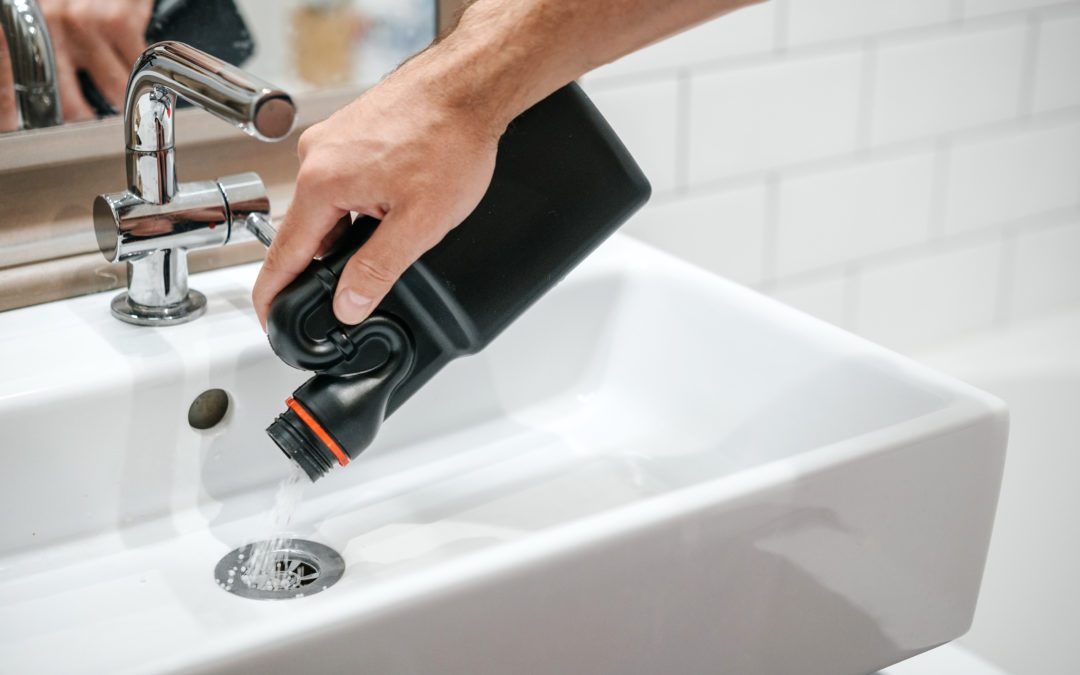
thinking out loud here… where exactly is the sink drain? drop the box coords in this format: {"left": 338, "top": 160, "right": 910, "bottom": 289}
{"left": 214, "top": 539, "right": 344, "bottom": 600}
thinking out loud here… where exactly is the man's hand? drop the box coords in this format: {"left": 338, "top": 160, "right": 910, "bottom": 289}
{"left": 251, "top": 0, "right": 762, "bottom": 328}
{"left": 0, "top": 29, "right": 16, "bottom": 132}
{"left": 252, "top": 55, "right": 503, "bottom": 328}
{"left": 40, "top": 0, "right": 153, "bottom": 121}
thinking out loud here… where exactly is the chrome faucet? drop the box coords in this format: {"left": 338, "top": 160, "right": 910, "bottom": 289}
{"left": 94, "top": 41, "right": 292, "bottom": 326}
{"left": 0, "top": 0, "right": 62, "bottom": 129}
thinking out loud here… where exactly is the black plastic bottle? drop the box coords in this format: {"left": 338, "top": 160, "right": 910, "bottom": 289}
{"left": 265, "top": 83, "right": 651, "bottom": 482}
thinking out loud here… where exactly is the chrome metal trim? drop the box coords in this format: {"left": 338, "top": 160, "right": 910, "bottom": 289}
{"left": 0, "top": 0, "right": 62, "bottom": 129}
{"left": 94, "top": 42, "right": 294, "bottom": 325}
{"left": 214, "top": 539, "right": 345, "bottom": 601}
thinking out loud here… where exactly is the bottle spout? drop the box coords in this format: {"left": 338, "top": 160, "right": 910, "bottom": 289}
{"left": 265, "top": 314, "right": 415, "bottom": 482}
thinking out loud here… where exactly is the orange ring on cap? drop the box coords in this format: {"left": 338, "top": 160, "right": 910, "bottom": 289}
{"left": 285, "top": 397, "right": 350, "bottom": 467}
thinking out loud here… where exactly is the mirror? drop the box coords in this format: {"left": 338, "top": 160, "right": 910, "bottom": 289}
{"left": 0, "top": 0, "right": 437, "bottom": 135}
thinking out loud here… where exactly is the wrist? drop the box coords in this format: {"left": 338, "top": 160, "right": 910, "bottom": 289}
{"left": 406, "top": 40, "right": 522, "bottom": 140}
{"left": 399, "top": 2, "right": 580, "bottom": 140}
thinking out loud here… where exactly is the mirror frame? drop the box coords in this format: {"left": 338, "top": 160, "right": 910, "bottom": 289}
{"left": 0, "top": 0, "right": 464, "bottom": 173}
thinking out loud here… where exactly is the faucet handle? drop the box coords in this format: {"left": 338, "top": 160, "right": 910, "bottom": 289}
{"left": 242, "top": 213, "right": 278, "bottom": 249}
{"left": 94, "top": 172, "right": 271, "bottom": 263}
{"left": 94, "top": 171, "right": 274, "bottom": 326}
{"left": 216, "top": 172, "right": 276, "bottom": 247}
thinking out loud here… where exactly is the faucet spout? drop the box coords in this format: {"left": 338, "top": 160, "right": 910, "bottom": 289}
{"left": 95, "top": 41, "right": 293, "bottom": 326}
{"left": 125, "top": 41, "right": 295, "bottom": 202}
{"left": 0, "top": 0, "right": 62, "bottom": 129}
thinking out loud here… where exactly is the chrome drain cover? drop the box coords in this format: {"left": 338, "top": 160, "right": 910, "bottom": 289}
{"left": 214, "top": 539, "right": 344, "bottom": 600}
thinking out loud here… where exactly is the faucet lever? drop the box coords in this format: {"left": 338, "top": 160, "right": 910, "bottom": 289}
{"left": 243, "top": 213, "right": 278, "bottom": 249}
{"left": 94, "top": 41, "right": 295, "bottom": 326}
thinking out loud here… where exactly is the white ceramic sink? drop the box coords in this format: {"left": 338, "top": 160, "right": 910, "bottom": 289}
{"left": 0, "top": 235, "right": 1007, "bottom": 674}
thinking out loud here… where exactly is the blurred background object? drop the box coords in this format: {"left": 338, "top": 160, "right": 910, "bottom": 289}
{"left": 0, "top": 0, "right": 436, "bottom": 131}
{"left": 236, "top": 0, "right": 434, "bottom": 94}
{"left": 290, "top": 0, "right": 357, "bottom": 87}
{"left": 0, "top": 0, "right": 440, "bottom": 311}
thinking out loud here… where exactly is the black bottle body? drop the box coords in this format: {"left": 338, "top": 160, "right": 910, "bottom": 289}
{"left": 266, "top": 83, "right": 651, "bottom": 481}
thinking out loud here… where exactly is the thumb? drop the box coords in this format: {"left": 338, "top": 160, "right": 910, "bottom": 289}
{"left": 333, "top": 209, "right": 439, "bottom": 325}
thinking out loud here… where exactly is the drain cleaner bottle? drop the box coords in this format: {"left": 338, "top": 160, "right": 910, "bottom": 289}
{"left": 265, "top": 83, "right": 650, "bottom": 481}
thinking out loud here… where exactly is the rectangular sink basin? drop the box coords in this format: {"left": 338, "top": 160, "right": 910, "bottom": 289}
{"left": 0, "top": 235, "right": 1007, "bottom": 674}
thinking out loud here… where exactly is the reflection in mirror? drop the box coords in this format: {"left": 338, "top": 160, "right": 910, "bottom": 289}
{"left": 0, "top": 0, "right": 436, "bottom": 136}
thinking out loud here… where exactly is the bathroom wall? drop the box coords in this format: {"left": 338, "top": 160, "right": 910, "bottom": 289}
{"left": 582, "top": 0, "right": 1080, "bottom": 355}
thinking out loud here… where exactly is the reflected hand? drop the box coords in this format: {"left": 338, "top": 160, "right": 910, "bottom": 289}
{"left": 40, "top": 0, "right": 154, "bottom": 121}
{"left": 251, "top": 55, "right": 505, "bottom": 329}
{"left": 0, "top": 28, "right": 15, "bottom": 131}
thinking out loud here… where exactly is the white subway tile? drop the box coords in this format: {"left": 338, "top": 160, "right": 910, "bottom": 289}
{"left": 945, "top": 120, "right": 1080, "bottom": 232}
{"left": 856, "top": 239, "right": 1003, "bottom": 352}
{"left": 964, "top": 0, "right": 1072, "bottom": 18}
{"left": 871, "top": 24, "right": 1028, "bottom": 145}
{"left": 590, "top": 4, "right": 775, "bottom": 80}
{"left": 1008, "top": 219, "right": 1080, "bottom": 320}
{"left": 621, "top": 185, "right": 768, "bottom": 285}
{"left": 585, "top": 79, "right": 680, "bottom": 194}
{"left": 776, "top": 151, "right": 935, "bottom": 276}
{"left": 786, "top": 0, "right": 951, "bottom": 47}
{"left": 1032, "top": 13, "right": 1080, "bottom": 114}
{"left": 688, "top": 52, "right": 862, "bottom": 183}
{"left": 770, "top": 273, "right": 849, "bottom": 327}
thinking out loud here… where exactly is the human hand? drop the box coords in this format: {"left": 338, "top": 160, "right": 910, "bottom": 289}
{"left": 40, "top": 0, "right": 154, "bottom": 121}
{"left": 252, "top": 55, "right": 506, "bottom": 329}
{"left": 0, "top": 28, "right": 16, "bottom": 132}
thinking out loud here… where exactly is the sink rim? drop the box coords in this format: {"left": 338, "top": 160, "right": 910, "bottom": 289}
{"left": 0, "top": 234, "right": 1009, "bottom": 675}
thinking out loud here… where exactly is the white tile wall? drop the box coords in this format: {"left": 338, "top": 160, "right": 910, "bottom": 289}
{"left": 688, "top": 52, "right": 863, "bottom": 182}
{"left": 584, "top": 8, "right": 1080, "bottom": 673}
{"left": 622, "top": 186, "right": 768, "bottom": 285}
{"left": 963, "top": 0, "right": 1074, "bottom": 19}
{"left": 945, "top": 120, "right": 1080, "bottom": 233}
{"left": 1008, "top": 219, "right": 1080, "bottom": 320}
{"left": 770, "top": 273, "right": 850, "bottom": 327}
{"left": 1032, "top": 12, "right": 1080, "bottom": 113}
{"left": 591, "top": 0, "right": 1080, "bottom": 352}
{"left": 871, "top": 24, "right": 1028, "bottom": 146}
{"left": 786, "top": 0, "right": 951, "bottom": 47}
{"left": 589, "top": 3, "right": 775, "bottom": 80}
{"left": 856, "top": 239, "right": 1003, "bottom": 351}
{"left": 587, "top": 79, "right": 681, "bottom": 194}
{"left": 776, "top": 151, "right": 936, "bottom": 276}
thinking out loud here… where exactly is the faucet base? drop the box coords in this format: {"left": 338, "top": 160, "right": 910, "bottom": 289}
{"left": 110, "top": 290, "right": 207, "bottom": 326}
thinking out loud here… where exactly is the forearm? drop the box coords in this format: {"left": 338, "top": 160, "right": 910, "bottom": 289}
{"left": 254, "top": 0, "right": 765, "bottom": 327}
{"left": 412, "top": 0, "right": 764, "bottom": 133}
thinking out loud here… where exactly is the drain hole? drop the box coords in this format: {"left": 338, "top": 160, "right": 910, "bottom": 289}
{"left": 189, "top": 388, "right": 229, "bottom": 430}
{"left": 247, "top": 555, "right": 319, "bottom": 592}
{"left": 214, "top": 539, "right": 344, "bottom": 600}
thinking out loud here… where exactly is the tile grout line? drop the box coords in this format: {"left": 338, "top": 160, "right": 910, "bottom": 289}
{"left": 585, "top": 2, "right": 1080, "bottom": 91}
{"left": 1017, "top": 12, "right": 1044, "bottom": 119}
{"left": 759, "top": 173, "right": 781, "bottom": 288}
{"left": 951, "top": 0, "right": 967, "bottom": 24}
{"left": 772, "top": 0, "right": 789, "bottom": 55}
{"left": 994, "top": 229, "right": 1019, "bottom": 327}
{"left": 927, "top": 139, "right": 953, "bottom": 240}
{"left": 667, "top": 103, "right": 1080, "bottom": 203}
{"left": 767, "top": 205, "right": 1080, "bottom": 291}
{"left": 842, "top": 262, "right": 863, "bottom": 331}
{"left": 674, "top": 69, "right": 692, "bottom": 195}
{"left": 855, "top": 38, "right": 879, "bottom": 152}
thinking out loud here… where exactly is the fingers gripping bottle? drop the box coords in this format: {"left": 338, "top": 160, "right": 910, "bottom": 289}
{"left": 265, "top": 83, "right": 651, "bottom": 481}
